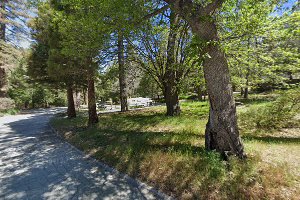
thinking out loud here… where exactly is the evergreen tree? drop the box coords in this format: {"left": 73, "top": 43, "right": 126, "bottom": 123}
{"left": 0, "top": 0, "right": 32, "bottom": 97}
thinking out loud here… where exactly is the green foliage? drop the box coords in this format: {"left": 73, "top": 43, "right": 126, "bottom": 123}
{"left": 31, "top": 87, "right": 48, "bottom": 107}
{"left": 181, "top": 65, "right": 206, "bottom": 99}
{"left": 27, "top": 3, "right": 54, "bottom": 85}
{"left": 136, "top": 73, "right": 161, "bottom": 98}
{"left": 9, "top": 58, "right": 67, "bottom": 108}
{"left": 97, "top": 64, "right": 119, "bottom": 101}
{"left": 8, "top": 61, "right": 33, "bottom": 108}
{"left": 240, "top": 88, "right": 300, "bottom": 130}
{"left": 52, "top": 93, "right": 66, "bottom": 106}
{"left": 0, "top": 108, "right": 19, "bottom": 117}
{"left": 57, "top": 1, "right": 110, "bottom": 61}
{"left": 221, "top": 1, "right": 300, "bottom": 93}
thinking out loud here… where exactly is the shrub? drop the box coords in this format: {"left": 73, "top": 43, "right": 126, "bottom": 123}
{"left": 0, "top": 98, "right": 15, "bottom": 110}
{"left": 0, "top": 108, "right": 19, "bottom": 116}
{"left": 51, "top": 96, "right": 66, "bottom": 107}
{"left": 240, "top": 88, "right": 300, "bottom": 130}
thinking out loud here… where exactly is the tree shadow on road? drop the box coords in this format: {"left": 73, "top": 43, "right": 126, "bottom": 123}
{"left": 0, "top": 112, "right": 167, "bottom": 199}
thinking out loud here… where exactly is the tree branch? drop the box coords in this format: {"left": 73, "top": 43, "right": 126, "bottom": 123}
{"left": 141, "top": 4, "right": 170, "bottom": 22}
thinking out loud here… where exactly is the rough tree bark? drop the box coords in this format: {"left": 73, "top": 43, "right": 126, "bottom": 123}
{"left": 164, "top": 11, "right": 181, "bottom": 116}
{"left": 165, "top": 0, "right": 246, "bottom": 158}
{"left": 244, "top": 78, "right": 249, "bottom": 99}
{"left": 66, "top": 84, "right": 76, "bottom": 118}
{"left": 87, "top": 61, "right": 98, "bottom": 125}
{"left": 83, "top": 88, "right": 87, "bottom": 105}
{"left": 244, "top": 37, "right": 251, "bottom": 99}
{"left": 163, "top": 82, "right": 180, "bottom": 116}
{"left": 118, "top": 30, "right": 128, "bottom": 112}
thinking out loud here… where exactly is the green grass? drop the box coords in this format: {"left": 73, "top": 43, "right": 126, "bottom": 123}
{"left": 51, "top": 95, "right": 300, "bottom": 199}
{"left": 0, "top": 108, "right": 19, "bottom": 117}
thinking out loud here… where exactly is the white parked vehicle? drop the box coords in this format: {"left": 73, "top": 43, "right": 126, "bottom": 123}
{"left": 128, "top": 97, "right": 153, "bottom": 107}
{"left": 96, "top": 101, "right": 113, "bottom": 109}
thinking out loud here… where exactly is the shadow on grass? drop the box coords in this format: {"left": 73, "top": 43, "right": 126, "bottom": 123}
{"left": 242, "top": 135, "right": 300, "bottom": 144}
{"left": 51, "top": 105, "right": 299, "bottom": 199}
{"left": 74, "top": 128, "right": 269, "bottom": 199}
{"left": 236, "top": 98, "right": 273, "bottom": 105}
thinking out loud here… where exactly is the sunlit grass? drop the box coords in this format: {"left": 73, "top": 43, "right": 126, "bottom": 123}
{"left": 51, "top": 96, "right": 300, "bottom": 199}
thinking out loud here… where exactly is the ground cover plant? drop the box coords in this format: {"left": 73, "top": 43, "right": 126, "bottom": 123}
{"left": 0, "top": 108, "right": 19, "bottom": 117}
{"left": 51, "top": 90, "right": 300, "bottom": 199}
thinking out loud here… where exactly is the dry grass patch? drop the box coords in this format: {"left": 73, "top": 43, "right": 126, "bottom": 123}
{"left": 51, "top": 100, "right": 299, "bottom": 199}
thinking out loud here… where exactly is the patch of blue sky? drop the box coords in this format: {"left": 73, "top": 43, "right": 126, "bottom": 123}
{"left": 271, "top": 0, "right": 298, "bottom": 16}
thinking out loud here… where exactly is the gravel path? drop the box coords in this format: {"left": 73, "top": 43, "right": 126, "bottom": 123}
{"left": 0, "top": 108, "right": 169, "bottom": 200}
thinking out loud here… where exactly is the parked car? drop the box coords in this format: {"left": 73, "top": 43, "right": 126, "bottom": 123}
{"left": 128, "top": 97, "right": 153, "bottom": 107}
{"left": 96, "top": 101, "right": 112, "bottom": 109}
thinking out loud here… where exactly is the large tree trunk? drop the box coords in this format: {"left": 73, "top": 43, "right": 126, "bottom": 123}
{"left": 118, "top": 30, "right": 128, "bottom": 112}
{"left": 67, "top": 85, "right": 76, "bottom": 118}
{"left": 167, "top": 0, "right": 246, "bottom": 158}
{"left": 88, "top": 77, "right": 98, "bottom": 125}
{"left": 243, "top": 86, "right": 249, "bottom": 99}
{"left": 164, "top": 83, "right": 180, "bottom": 116}
{"left": 0, "top": 67, "right": 6, "bottom": 97}
{"left": 83, "top": 88, "right": 87, "bottom": 105}
{"left": 164, "top": 11, "right": 181, "bottom": 116}
{"left": 198, "top": 21, "right": 245, "bottom": 158}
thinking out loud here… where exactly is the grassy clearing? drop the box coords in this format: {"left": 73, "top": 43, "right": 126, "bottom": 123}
{"left": 51, "top": 93, "right": 300, "bottom": 199}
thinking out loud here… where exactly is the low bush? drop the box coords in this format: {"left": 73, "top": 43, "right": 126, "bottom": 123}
{"left": 0, "top": 98, "right": 15, "bottom": 110}
{"left": 240, "top": 88, "right": 300, "bottom": 130}
{"left": 51, "top": 96, "right": 66, "bottom": 107}
{"left": 0, "top": 108, "right": 19, "bottom": 117}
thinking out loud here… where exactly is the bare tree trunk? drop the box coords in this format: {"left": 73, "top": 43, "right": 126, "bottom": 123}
{"left": 87, "top": 60, "right": 98, "bottom": 125}
{"left": 244, "top": 37, "right": 250, "bottom": 99}
{"left": 118, "top": 30, "right": 128, "bottom": 112}
{"left": 164, "top": 83, "right": 180, "bottom": 116}
{"left": 167, "top": 0, "right": 246, "bottom": 158}
{"left": 67, "top": 84, "right": 76, "bottom": 118}
{"left": 164, "top": 11, "right": 181, "bottom": 116}
{"left": 0, "top": 68, "right": 6, "bottom": 97}
{"left": 201, "top": 24, "right": 245, "bottom": 158}
{"left": 200, "top": 23, "right": 245, "bottom": 158}
{"left": 244, "top": 83, "right": 249, "bottom": 99}
{"left": 88, "top": 78, "right": 98, "bottom": 125}
{"left": 83, "top": 88, "right": 87, "bottom": 105}
{"left": 24, "top": 101, "right": 29, "bottom": 109}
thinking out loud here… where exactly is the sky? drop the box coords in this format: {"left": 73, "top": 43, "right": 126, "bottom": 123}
{"left": 272, "top": 0, "right": 298, "bottom": 16}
